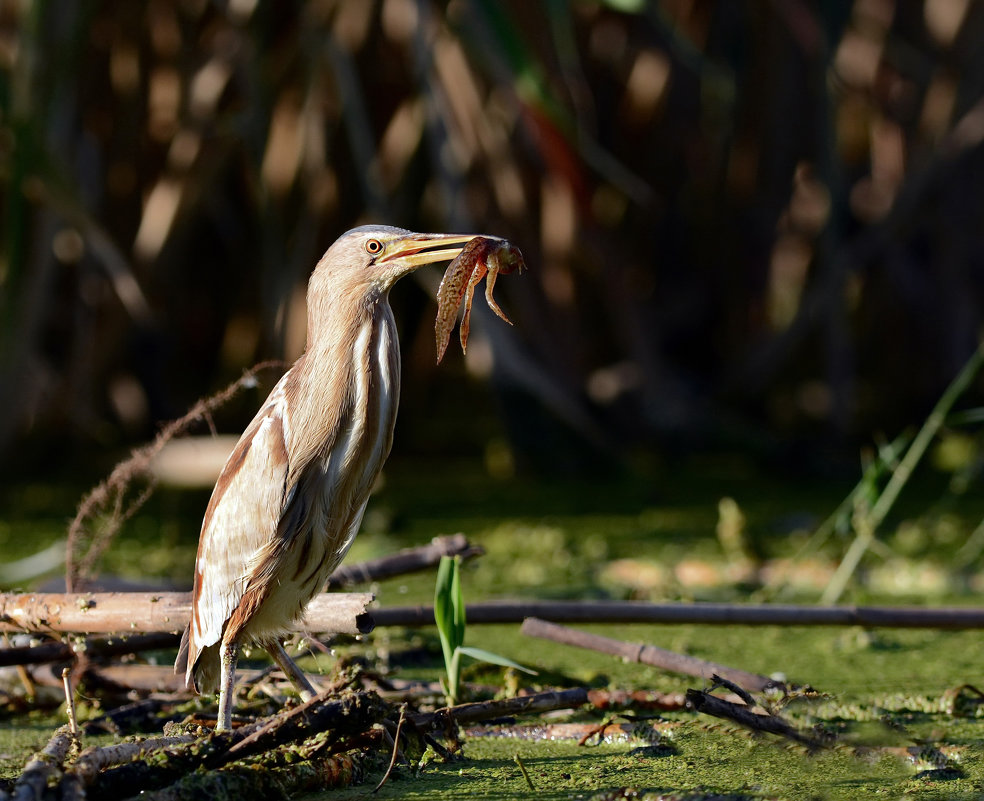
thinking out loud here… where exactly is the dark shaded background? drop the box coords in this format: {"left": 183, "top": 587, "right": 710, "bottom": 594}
{"left": 3, "top": 0, "right": 984, "bottom": 479}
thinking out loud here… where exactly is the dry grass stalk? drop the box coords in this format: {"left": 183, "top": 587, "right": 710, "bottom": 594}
{"left": 64, "top": 361, "right": 286, "bottom": 592}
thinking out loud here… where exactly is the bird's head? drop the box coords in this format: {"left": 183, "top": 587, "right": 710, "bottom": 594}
{"left": 314, "top": 225, "right": 476, "bottom": 294}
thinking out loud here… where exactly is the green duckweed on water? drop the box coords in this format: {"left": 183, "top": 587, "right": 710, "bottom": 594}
{"left": 2, "top": 461, "right": 984, "bottom": 799}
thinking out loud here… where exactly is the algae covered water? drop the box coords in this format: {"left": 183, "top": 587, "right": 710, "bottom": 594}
{"left": 2, "top": 460, "right": 984, "bottom": 799}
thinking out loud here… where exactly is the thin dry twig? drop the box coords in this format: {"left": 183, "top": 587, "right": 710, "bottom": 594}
{"left": 65, "top": 361, "right": 286, "bottom": 592}
{"left": 326, "top": 534, "right": 483, "bottom": 589}
{"left": 710, "top": 673, "right": 758, "bottom": 709}
{"left": 373, "top": 704, "right": 406, "bottom": 793}
{"left": 685, "top": 680, "right": 831, "bottom": 751}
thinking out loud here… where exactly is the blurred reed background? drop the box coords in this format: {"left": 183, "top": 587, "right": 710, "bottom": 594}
{"left": 3, "top": 0, "right": 984, "bottom": 478}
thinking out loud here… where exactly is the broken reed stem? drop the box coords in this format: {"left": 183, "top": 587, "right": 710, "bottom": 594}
{"left": 65, "top": 360, "right": 286, "bottom": 592}
{"left": 61, "top": 667, "right": 79, "bottom": 738}
{"left": 371, "top": 599, "right": 984, "bottom": 630}
{"left": 521, "top": 617, "right": 776, "bottom": 692}
{"left": 222, "top": 691, "right": 388, "bottom": 763}
{"left": 514, "top": 754, "right": 536, "bottom": 791}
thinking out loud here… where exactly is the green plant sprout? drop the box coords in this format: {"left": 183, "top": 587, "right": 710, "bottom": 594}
{"left": 433, "top": 555, "right": 535, "bottom": 706}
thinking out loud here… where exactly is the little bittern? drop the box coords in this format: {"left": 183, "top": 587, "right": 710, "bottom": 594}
{"left": 175, "top": 226, "right": 476, "bottom": 729}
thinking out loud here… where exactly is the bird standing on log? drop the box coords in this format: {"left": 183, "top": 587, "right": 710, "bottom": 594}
{"left": 175, "top": 226, "right": 477, "bottom": 729}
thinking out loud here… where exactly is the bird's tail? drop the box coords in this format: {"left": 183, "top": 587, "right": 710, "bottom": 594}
{"left": 173, "top": 626, "right": 193, "bottom": 689}
{"left": 175, "top": 630, "right": 221, "bottom": 694}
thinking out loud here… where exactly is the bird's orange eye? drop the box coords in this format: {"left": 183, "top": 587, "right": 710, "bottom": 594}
{"left": 365, "top": 239, "right": 383, "bottom": 255}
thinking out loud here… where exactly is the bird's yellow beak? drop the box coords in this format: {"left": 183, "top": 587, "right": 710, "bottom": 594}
{"left": 377, "top": 232, "right": 477, "bottom": 269}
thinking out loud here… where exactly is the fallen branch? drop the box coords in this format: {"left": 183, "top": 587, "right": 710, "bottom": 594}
{"left": 0, "top": 592, "right": 374, "bottom": 635}
{"left": 371, "top": 600, "right": 984, "bottom": 629}
{"left": 9, "top": 595, "right": 980, "bottom": 645}
{"left": 521, "top": 617, "right": 777, "bottom": 692}
{"left": 0, "top": 538, "right": 478, "bottom": 663}
{"left": 326, "top": 534, "right": 483, "bottom": 588}
{"left": 63, "top": 735, "right": 196, "bottom": 797}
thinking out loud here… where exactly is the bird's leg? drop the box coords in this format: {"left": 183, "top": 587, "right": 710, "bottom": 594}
{"left": 217, "top": 640, "right": 239, "bottom": 731}
{"left": 266, "top": 639, "right": 318, "bottom": 701}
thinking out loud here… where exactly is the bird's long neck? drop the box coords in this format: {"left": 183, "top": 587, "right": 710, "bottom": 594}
{"left": 283, "top": 287, "right": 401, "bottom": 495}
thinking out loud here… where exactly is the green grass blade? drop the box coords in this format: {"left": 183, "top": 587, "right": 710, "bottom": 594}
{"left": 450, "top": 554, "right": 466, "bottom": 648}
{"left": 457, "top": 646, "right": 538, "bottom": 675}
{"left": 434, "top": 555, "right": 458, "bottom": 672}
{"left": 823, "top": 340, "right": 984, "bottom": 603}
